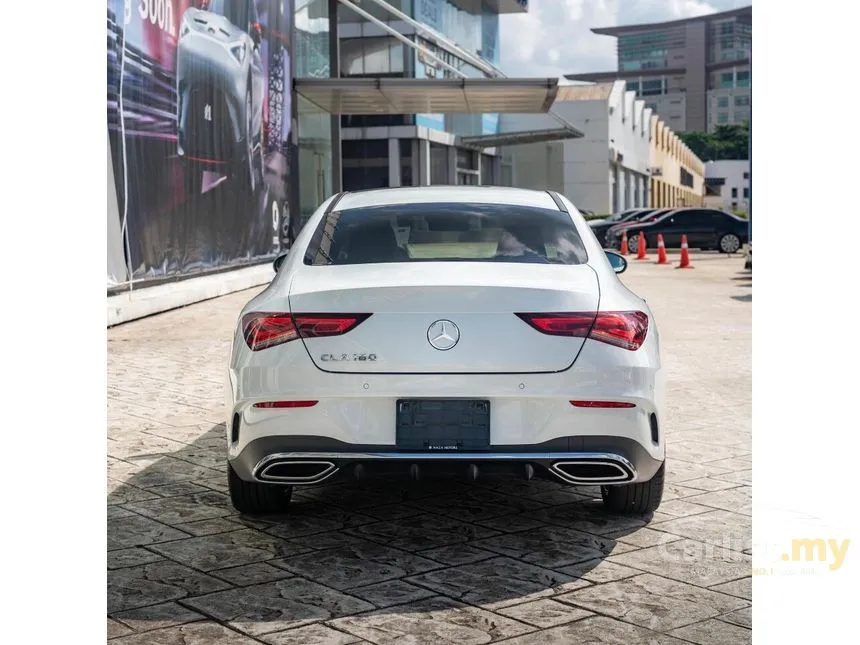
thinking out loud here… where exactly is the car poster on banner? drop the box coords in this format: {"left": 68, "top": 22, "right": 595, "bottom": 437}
{"left": 107, "top": 0, "right": 295, "bottom": 282}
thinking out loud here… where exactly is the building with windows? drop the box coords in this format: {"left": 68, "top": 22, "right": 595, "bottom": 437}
{"left": 703, "top": 159, "right": 750, "bottom": 213}
{"left": 334, "top": 0, "right": 530, "bottom": 201}
{"left": 649, "top": 112, "right": 705, "bottom": 208}
{"left": 498, "top": 81, "right": 703, "bottom": 214}
{"left": 564, "top": 6, "right": 751, "bottom": 133}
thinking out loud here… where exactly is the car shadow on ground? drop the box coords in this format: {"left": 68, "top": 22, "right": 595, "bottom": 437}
{"left": 731, "top": 271, "right": 752, "bottom": 302}
{"left": 108, "top": 423, "right": 654, "bottom": 637}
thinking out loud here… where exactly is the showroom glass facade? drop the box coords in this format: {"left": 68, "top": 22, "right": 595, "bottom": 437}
{"left": 295, "top": 0, "right": 334, "bottom": 228}
{"left": 337, "top": 0, "right": 512, "bottom": 189}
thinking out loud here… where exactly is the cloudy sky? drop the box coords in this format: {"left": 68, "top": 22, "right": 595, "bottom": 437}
{"left": 499, "top": 0, "right": 751, "bottom": 79}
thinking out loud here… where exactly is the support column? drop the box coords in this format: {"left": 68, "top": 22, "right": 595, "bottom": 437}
{"left": 328, "top": 0, "right": 342, "bottom": 193}
{"left": 388, "top": 138, "right": 401, "bottom": 188}
{"left": 447, "top": 146, "right": 457, "bottom": 185}
{"left": 418, "top": 139, "right": 431, "bottom": 186}
{"left": 409, "top": 140, "right": 419, "bottom": 187}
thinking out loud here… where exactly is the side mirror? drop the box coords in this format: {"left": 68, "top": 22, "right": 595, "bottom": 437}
{"left": 273, "top": 250, "right": 289, "bottom": 273}
{"left": 605, "top": 250, "right": 628, "bottom": 274}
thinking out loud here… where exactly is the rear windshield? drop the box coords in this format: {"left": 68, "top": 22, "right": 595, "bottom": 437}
{"left": 303, "top": 202, "right": 589, "bottom": 266}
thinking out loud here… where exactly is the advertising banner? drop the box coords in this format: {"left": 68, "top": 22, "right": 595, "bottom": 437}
{"left": 107, "top": 0, "right": 295, "bottom": 281}
{"left": 107, "top": 137, "right": 129, "bottom": 286}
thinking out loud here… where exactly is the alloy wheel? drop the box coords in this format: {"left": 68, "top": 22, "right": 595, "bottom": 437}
{"left": 720, "top": 234, "right": 741, "bottom": 254}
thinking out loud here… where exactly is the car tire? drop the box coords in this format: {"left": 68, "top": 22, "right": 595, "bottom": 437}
{"left": 601, "top": 462, "right": 665, "bottom": 515}
{"left": 627, "top": 233, "right": 641, "bottom": 253}
{"left": 718, "top": 233, "right": 741, "bottom": 254}
{"left": 234, "top": 82, "right": 258, "bottom": 197}
{"left": 228, "top": 463, "right": 292, "bottom": 514}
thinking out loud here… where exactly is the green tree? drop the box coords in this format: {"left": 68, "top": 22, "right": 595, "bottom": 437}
{"left": 679, "top": 121, "right": 749, "bottom": 161}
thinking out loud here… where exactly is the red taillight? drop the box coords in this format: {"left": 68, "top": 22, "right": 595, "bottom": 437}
{"left": 242, "top": 313, "right": 371, "bottom": 351}
{"left": 253, "top": 401, "right": 318, "bottom": 409}
{"left": 589, "top": 311, "right": 649, "bottom": 351}
{"left": 516, "top": 313, "right": 596, "bottom": 337}
{"left": 242, "top": 313, "right": 297, "bottom": 351}
{"left": 516, "top": 311, "right": 648, "bottom": 351}
{"left": 571, "top": 400, "right": 636, "bottom": 408}
{"left": 293, "top": 315, "right": 371, "bottom": 338}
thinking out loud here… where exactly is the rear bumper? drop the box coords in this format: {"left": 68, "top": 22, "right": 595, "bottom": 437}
{"left": 228, "top": 434, "right": 665, "bottom": 487}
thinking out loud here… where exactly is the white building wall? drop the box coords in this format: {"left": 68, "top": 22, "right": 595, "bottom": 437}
{"left": 500, "top": 106, "right": 611, "bottom": 213}
{"left": 704, "top": 159, "right": 749, "bottom": 212}
{"left": 540, "top": 98, "right": 612, "bottom": 213}
{"left": 500, "top": 81, "right": 653, "bottom": 214}
{"left": 606, "top": 84, "right": 651, "bottom": 212}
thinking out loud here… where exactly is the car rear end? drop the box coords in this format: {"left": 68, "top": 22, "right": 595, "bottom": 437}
{"left": 227, "top": 190, "right": 665, "bottom": 490}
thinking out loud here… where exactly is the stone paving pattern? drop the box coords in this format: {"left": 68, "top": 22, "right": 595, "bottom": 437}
{"left": 108, "top": 252, "right": 752, "bottom": 644}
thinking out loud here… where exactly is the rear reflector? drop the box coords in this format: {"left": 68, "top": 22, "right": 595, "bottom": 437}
{"left": 242, "top": 313, "right": 371, "bottom": 351}
{"left": 516, "top": 311, "right": 648, "bottom": 351}
{"left": 253, "top": 401, "right": 319, "bottom": 408}
{"left": 570, "top": 400, "right": 636, "bottom": 408}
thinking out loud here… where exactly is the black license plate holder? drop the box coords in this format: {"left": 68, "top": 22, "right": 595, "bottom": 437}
{"left": 396, "top": 399, "right": 490, "bottom": 451}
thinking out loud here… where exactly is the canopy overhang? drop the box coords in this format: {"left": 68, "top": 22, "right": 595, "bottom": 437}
{"left": 458, "top": 126, "right": 584, "bottom": 150}
{"left": 295, "top": 77, "right": 561, "bottom": 115}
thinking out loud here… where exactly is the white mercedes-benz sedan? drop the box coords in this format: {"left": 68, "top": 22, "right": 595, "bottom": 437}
{"left": 226, "top": 186, "right": 666, "bottom": 516}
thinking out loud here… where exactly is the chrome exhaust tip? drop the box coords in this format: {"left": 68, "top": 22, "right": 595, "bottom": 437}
{"left": 257, "top": 460, "right": 337, "bottom": 484}
{"left": 551, "top": 459, "right": 633, "bottom": 485}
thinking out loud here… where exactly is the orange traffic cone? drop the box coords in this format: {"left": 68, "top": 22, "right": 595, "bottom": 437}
{"left": 676, "top": 234, "right": 694, "bottom": 269}
{"left": 635, "top": 233, "right": 647, "bottom": 260}
{"left": 620, "top": 231, "right": 629, "bottom": 255}
{"left": 655, "top": 234, "right": 669, "bottom": 265}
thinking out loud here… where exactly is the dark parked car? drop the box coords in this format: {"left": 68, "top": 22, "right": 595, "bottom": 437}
{"left": 606, "top": 208, "right": 749, "bottom": 254}
{"left": 590, "top": 208, "right": 662, "bottom": 246}
{"left": 604, "top": 208, "right": 673, "bottom": 244}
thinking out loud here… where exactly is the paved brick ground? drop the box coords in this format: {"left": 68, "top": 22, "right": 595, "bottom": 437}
{"left": 107, "top": 251, "right": 752, "bottom": 644}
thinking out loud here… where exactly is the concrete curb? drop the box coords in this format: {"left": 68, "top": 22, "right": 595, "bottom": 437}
{"left": 107, "top": 264, "right": 273, "bottom": 327}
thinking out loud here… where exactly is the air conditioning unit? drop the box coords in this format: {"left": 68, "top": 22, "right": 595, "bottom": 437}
{"left": 650, "top": 166, "right": 663, "bottom": 176}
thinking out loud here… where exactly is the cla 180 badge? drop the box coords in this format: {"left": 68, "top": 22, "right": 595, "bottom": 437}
{"left": 320, "top": 353, "right": 377, "bottom": 362}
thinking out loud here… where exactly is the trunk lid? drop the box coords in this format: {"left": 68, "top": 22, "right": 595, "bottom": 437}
{"left": 287, "top": 263, "right": 599, "bottom": 374}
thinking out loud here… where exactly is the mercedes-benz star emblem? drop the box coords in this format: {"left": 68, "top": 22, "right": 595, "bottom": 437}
{"left": 427, "top": 319, "right": 460, "bottom": 351}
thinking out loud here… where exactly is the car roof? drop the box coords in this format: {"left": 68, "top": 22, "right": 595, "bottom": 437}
{"left": 335, "top": 186, "right": 560, "bottom": 212}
